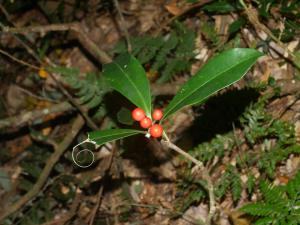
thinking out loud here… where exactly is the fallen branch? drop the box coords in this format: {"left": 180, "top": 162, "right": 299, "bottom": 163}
{"left": 0, "top": 101, "right": 73, "bottom": 130}
{"left": 1, "top": 22, "right": 112, "bottom": 64}
{"left": 0, "top": 36, "right": 99, "bottom": 131}
{"left": 239, "top": 0, "right": 297, "bottom": 66}
{"left": 0, "top": 115, "right": 85, "bottom": 222}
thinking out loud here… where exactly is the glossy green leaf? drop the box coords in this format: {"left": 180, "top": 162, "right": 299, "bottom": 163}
{"left": 203, "top": 1, "right": 235, "bottom": 13}
{"left": 88, "top": 129, "right": 145, "bottom": 146}
{"left": 103, "top": 53, "right": 152, "bottom": 117}
{"left": 162, "top": 48, "right": 263, "bottom": 120}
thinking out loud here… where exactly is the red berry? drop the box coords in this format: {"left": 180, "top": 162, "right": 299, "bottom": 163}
{"left": 149, "top": 124, "right": 163, "bottom": 138}
{"left": 152, "top": 109, "right": 163, "bottom": 121}
{"left": 132, "top": 108, "right": 145, "bottom": 121}
{"left": 140, "top": 117, "right": 152, "bottom": 129}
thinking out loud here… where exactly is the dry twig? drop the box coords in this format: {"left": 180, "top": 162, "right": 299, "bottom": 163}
{"left": 1, "top": 22, "right": 112, "bottom": 64}
{"left": 161, "top": 135, "right": 216, "bottom": 225}
{"left": 0, "top": 115, "right": 85, "bottom": 222}
{"left": 0, "top": 101, "right": 73, "bottom": 130}
{"left": 239, "top": 0, "right": 297, "bottom": 63}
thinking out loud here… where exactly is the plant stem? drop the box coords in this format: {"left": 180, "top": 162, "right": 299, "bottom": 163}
{"left": 161, "top": 136, "right": 216, "bottom": 225}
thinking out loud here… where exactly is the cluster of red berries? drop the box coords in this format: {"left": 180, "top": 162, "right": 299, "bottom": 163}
{"left": 132, "top": 108, "right": 163, "bottom": 138}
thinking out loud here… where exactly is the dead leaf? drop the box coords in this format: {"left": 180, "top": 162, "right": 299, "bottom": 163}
{"left": 165, "top": 2, "right": 182, "bottom": 16}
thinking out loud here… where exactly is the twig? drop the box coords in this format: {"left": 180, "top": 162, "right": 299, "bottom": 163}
{"left": 0, "top": 101, "right": 73, "bottom": 130}
{"left": 88, "top": 146, "right": 116, "bottom": 225}
{"left": 39, "top": 192, "right": 81, "bottom": 225}
{"left": 161, "top": 136, "right": 216, "bottom": 225}
{"left": 113, "top": 0, "right": 132, "bottom": 52}
{"left": 15, "top": 85, "right": 60, "bottom": 103}
{"left": 46, "top": 69, "right": 100, "bottom": 130}
{"left": 0, "top": 9, "right": 101, "bottom": 131}
{"left": 0, "top": 115, "right": 85, "bottom": 222}
{"left": 154, "top": 0, "right": 213, "bottom": 36}
{"left": 0, "top": 48, "right": 39, "bottom": 70}
{"left": 239, "top": 0, "right": 296, "bottom": 61}
{"left": 1, "top": 22, "right": 112, "bottom": 64}
{"left": 0, "top": 7, "right": 103, "bottom": 131}
{"left": 130, "top": 203, "right": 203, "bottom": 225}
{"left": 0, "top": 36, "right": 99, "bottom": 130}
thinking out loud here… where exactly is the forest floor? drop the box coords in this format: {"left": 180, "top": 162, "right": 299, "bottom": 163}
{"left": 0, "top": 0, "right": 300, "bottom": 225}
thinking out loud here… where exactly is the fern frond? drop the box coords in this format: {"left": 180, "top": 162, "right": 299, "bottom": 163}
{"left": 138, "top": 37, "right": 164, "bottom": 64}
{"left": 215, "top": 166, "right": 233, "bottom": 199}
{"left": 113, "top": 22, "right": 196, "bottom": 83}
{"left": 157, "top": 58, "right": 180, "bottom": 83}
{"left": 151, "top": 33, "right": 178, "bottom": 71}
{"left": 247, "top": 173, "right": 255, "bottom": 194}
{"left": 240, "top": 203, "right": 275, "bottom": 216}
{"left": 52, "top": 68, "right": 109, "bottom": 109}
{"left": 286, "top": 171, "right": 300, "bottom": 199}
{"left": 254, "top": 217, "right": 274, "bottom": 225}
{"left": 259, "top": 180, "right": 285, "bottom": 205}
{"left": 231, "top": 172, "right": 242, "bottom": 202}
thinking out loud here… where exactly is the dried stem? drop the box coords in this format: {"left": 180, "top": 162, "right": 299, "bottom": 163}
{"left": 161, "top": 135, "right": 216, "bottom": 225}
{"left": 0, "top": 48, "right": 39, "bottom": 70}
{"left": 239, "top": 0, "right": 296, "bottom": 62}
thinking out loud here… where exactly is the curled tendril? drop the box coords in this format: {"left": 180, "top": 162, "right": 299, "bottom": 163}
{"left": 72, "top": 140, "right": 95, "bottom": 168}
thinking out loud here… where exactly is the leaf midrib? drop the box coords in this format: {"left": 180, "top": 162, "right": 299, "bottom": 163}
{"left": 164, "top": 53, "right": 259, "bottom": 119}
{"left": 114, "top": 58, "right": 150, "bottom": 115}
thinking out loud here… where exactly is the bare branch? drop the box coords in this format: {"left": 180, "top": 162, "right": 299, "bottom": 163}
{"left": 1, "top": 22, "right": 112, "bottom": 64}
{"left": 0, "top": 101, "right": 73, "bottom": 130}
{"left": 0, "top": 115, "right": 85, "bottom": 222}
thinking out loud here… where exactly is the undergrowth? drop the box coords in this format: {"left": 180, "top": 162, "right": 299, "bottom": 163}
{"left": 176, "top": 89, "right": 300, "bottom": 219}
{"left": 241, "top": 171, "right": 300, "bottom": 225}
{"left": 114, "top": 22, "right": 196, "bottom": 83}
{"left": 48, "top": 66, "right": 110, "bottom": 111}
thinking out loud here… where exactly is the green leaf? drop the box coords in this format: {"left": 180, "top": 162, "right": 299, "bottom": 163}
{"left": 88, "top": 129, "right": 145, "bottom": 146}
{"left": 229, "top": 18, "right": 246, "bottom": 35}
{"left": 117, "top": 107, "right": 134, "bottom": 125}
{"left": 203, "top": 1, "right": 235, "bottom": 13}
{"left": 162, "top": 48, "right": 263, "bottom": 120}
{"left": 103, "top": 53, "right": 152, "bottom": 117}
{"left": 240, "top": 203, "right": 275, "bottom": 216}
